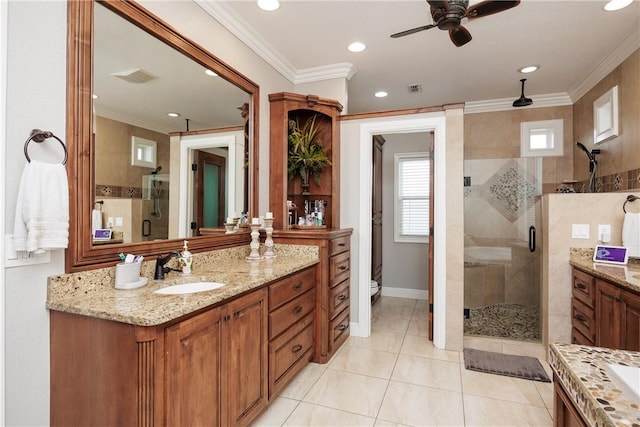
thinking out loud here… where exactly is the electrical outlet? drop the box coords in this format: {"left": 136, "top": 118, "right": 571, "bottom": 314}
{"left": 572, "top": 224, "right": 590, "bottom": 239}
{"left": 598, "top": 224, "right": 611, "bottom": 243}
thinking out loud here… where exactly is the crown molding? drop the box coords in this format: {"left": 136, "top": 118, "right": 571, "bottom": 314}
{"left": 568, "top": 26, "right": 639, "bottom": 103}
{"left": 295, "top": 63, "right": 356, "bottom": 84}
{"left": 464, "top": 92, "right": 572, "bottom": 114}
{"left": 195, "top": 0, "right": 297, "bottom": 83}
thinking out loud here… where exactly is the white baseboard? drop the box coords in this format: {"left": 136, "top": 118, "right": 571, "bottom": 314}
{"left": 380, "top": 286, "right": 428, "bottom": 300}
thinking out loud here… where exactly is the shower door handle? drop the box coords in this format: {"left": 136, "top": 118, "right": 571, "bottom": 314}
{"left": 529, "top": 226, "right": 536, "bottom": 252}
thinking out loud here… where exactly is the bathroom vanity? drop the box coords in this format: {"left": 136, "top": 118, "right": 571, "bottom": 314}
{"left": 569, "top": 249, "right": 640, "bottom": 351}
{"left": 47, "top": 245, "right": 320, "bottom": 427}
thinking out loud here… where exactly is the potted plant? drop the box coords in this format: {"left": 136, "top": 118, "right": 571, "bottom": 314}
{"left": 287, "top": 115, "right": 331, "bottom": 195}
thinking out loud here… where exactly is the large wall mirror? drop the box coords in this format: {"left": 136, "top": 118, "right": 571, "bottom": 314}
{"left": 67, "top": 0, "right": 259, "bottom": 272}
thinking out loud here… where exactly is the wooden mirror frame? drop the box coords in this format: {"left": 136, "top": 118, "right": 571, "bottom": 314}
{"left": 66, "top": 0, "right": 259, "bottom": 272}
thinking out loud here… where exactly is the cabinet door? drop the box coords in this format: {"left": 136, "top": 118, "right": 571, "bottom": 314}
{"left": 595, "top": 280, "right": 622, "bottom": 349}
{"left": 165, "top": 307, "right": 223, "bottom": 426}
{"left": 622, "top": 288, "right": 640, "bottom": 351}
{"left": 223, "top": 288, "right": 268, "bottom": 426}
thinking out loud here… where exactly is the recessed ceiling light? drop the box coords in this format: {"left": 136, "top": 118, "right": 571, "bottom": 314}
{"left": 348, "top": 42, "right": 366, "bottom": 53}
{"left": 205, "top": 69, "right": 218, "bottom": 77}
{"left": 518, "top": 65, "right": 540, "bottom": 74}
{"left": 257, "top": 0, "right": 280, "bottom": 11}
{"left": 374, "top": 91, "right": 388, "bottom": 98}
{"left": 167, "top": 112, "right": 180, "bottom": 118}
{"left": 604, "top": 0, "right": 633, "bottom": 11}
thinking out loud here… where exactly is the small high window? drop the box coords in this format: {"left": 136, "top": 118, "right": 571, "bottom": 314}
{"left": 520, "top": 119, "right": 563, "bottom": 157}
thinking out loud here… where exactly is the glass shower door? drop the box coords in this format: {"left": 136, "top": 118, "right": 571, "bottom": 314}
{"left": 463, "top": 157, "right": 543, "bottom": 342}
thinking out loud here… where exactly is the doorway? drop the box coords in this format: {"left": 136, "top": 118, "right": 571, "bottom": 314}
{"left": 370, "top": 132, "right": 433, "bottom": 337}
{"left": 194, "top": 150, "right": 226, "bottom": 229}
{"left": 355, "top": 115, "right": 447, "bottom": 348}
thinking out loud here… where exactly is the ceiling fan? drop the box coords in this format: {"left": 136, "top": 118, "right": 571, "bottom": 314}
{"left": 390, "top": 0, "right": 520, "bottom": 47}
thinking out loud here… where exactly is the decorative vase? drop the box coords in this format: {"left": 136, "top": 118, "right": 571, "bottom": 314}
{"left": 300, "top": 168, "right": 310, "bottom": 195}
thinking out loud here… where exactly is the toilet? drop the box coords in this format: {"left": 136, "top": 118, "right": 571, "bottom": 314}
{"left": 370, "top": 280, "right": 379, "bottom": 296}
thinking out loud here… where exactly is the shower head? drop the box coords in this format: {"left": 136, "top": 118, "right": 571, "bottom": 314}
{"left": 576, "top": 142, "right": 594, "bottom": 162}
{"left": 151, "top": 165, "right": 162, "bottom": 175}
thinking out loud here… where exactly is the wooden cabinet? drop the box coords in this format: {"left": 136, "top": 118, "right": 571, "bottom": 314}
{"left": 165, "top": 288, "right": 267, "bottom": 426}
{"left": 572, "top": 267, "right": 640, "bottom": 351}
{"left": 268, "top": 92, "right": 343, "bottom": 230}
{"left": 595, "top": 278, "right": 640, "bottom": 351}
{"left": 553, "top": 374, "right": 588, "bottom": 427}
{"left": 50, "top": 267, "right": 320, "bottom": 427}
{"left": 268, "top": 267, "right": 316, "bottom": 398}
{"left": 571, "top": 268, "right": 596, "bottom": 345}
{"left": 272, "top": 228, "right": 352, "bottom": 363}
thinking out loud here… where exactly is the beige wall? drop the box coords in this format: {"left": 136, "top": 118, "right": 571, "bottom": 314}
{"left": 542, "top": 192, "right": 633, "bottom": 346}
{"left": 95, "top": 116, "right": 170, "bottom": 188}
{"left": 464, "top": 105, "right": 574, "bottom": 194}
{"left": 573, "top": 49, "right": 640, "bottom": 181}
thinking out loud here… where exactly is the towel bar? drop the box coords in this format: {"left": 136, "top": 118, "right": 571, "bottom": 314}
{"left": 23, "top": 129, "right": 68, "bottom": 165}
{"left": 623, "top": 194, "right": 639, "bottom": 213}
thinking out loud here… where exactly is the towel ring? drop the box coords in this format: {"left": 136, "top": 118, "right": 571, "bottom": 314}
{"left": 24, "top": 129, "right": 68, "bottom": 165}
{"left": 623, "top": 194, "right": 639, "bottom": 213}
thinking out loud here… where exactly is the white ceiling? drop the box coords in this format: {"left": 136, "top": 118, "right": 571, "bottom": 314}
{"left": 201, "top": 0, "right": 640, "bottom": 114}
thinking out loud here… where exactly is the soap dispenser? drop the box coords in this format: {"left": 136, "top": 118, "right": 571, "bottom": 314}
{"left": 178, "top": 240, "right": 193, "bottom": 276}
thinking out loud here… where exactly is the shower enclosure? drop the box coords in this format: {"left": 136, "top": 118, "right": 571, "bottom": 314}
{"left": 463, "top": 158, "right": 543, "bottom": 342}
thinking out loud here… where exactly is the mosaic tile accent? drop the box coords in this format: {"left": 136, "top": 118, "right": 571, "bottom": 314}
{"left": 464, "top": 303, "right": 540, "bottom": 341}
{"left": 96, "top": 184, "right": 143, "bottom": 199}
{"left": 562, "top": 167, "right": 640, "bottom": 194}
{"left": 549, "top": 343, "right": 640, "bottom": 427}
{"left": 482, "top": 161, "right": 539, "bottom": 222}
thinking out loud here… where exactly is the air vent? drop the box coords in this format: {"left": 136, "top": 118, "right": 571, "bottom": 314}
{"left": 408, "top": 84, "right": 422, "bottom": 93}
{"left": 111, "top": 68, "right": 157, "bottom": 84}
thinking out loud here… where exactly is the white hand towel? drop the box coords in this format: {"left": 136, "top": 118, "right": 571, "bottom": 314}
{"left": 13, "top": 160, "right": 69, "bottom": 253}
{"left": 92, "top": 209, "right": 103, "bottom": 232}
{"left": 622, "top": 212, "right": 640, "bottom": 258}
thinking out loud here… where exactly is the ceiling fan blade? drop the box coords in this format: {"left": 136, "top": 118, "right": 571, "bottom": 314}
{"left": 449, "top": 25, "right": 472, "bottom": 47}
{"left": 467, "top": 0, "right": 520, "bottom": 19}
{"left": 390, "top": 24, "right": 436, "bottom": 38}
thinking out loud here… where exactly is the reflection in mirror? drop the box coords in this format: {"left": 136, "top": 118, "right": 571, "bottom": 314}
{"left": 93, "top": 2, "right": 250, "bottom": 243}
{"left": 66, "top": 0, "right": 259, "bottom": 271}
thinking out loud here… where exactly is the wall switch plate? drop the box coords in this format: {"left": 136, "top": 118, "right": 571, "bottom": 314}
{"left": 572, "top": 224, "right": 590, "bottom": 239}
{"left": 598, "top": 224, "right": 611, "bottom": 243}
{"left": 115, "top": 217, "right": 123, "bottom": 227}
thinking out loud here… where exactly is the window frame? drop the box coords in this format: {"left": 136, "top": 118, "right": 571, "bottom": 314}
{"left": 520, "top": 119, "right": 563, "bottom": 157}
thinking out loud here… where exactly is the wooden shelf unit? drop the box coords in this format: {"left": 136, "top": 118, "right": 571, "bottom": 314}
{"left": 268, "top": 92, "right": 343, "bottom": 230}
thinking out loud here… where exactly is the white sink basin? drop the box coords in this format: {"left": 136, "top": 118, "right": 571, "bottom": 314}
{"left": 154, "top": 282, "right": 225, "bottom": 295}
{"left": 607, "top": 364, "right": 640, "bottom": 400}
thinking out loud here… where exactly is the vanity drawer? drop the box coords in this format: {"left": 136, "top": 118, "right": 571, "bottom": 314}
{"left": 269, "top": 289, "right": 315, "bottom": 340}
{"left": 269, "top": 267, "right": 315, "bottom": 310}
{"left": 269, "top": 312, "right": 315, "bottom": 397}
{"left": 571, "top": 327, "right": 594, "bottom": 346}
{"left": 329, "top": 252, "right": 350, "bottom": 287}
{"left": 329, "top": 236, "right": 350, "bottom": 256}
{"left": 571, "top": 298, "right": 595, "bottom": 342}
{"left": 572, "top": 268, "right": 595, "bottom": 308}
{"left": 330, "top": 307, "right": 350, "bottom": 351}
{"left": 329, "top": 279, "right": 350, "bottom": 319}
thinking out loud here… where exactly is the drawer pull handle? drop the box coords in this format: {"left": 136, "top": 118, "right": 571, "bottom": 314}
{"left": 293, "top": 306, "right": 303, "bottom": 315}
{"left": 576, "top": 283, "right": 586, "bottom": 290}
{"left": 294, "top": 283, "right": 303, "bottom": 290}
{"left": 292, "top": 344, "right": 303, "bottom": 353}
{"left": 338, "top": 243, "right": 346, "bottom": 247}
{"left": 337, "top": 324, "right": 348, "bottom": 331}
{"left": 338, "top": 295, "right": 347, "bottom": 301}
{"left": 575, "top": 314, "right": 587, "bottom": 322}
{"left": 339, "top": 266, "right": 347, "bottom": 271}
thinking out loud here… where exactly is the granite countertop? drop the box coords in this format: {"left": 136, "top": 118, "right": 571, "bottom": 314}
{"left": 549, "top": 342, "right": 640, "bottom": 427}
{"left": 570, "top": 248, "right": 640, "bottom": 293}
{"left": 46, "top": 244, "right": 319, "bottom": 327}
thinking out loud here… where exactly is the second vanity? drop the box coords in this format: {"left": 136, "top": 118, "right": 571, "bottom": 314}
{"left": 47, "top": 244, "right": 322, "bottom": 427}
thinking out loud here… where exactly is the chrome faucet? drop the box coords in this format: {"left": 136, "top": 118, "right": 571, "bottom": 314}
{"left": 154, "top": 251, "right": 180, "bottom": 280}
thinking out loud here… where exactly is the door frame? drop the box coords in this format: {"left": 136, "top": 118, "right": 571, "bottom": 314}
{"left": 356, "top": 114, "right": 447, "bottom": 349}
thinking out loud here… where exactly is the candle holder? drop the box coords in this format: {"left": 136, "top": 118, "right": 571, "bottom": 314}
{"left": 263, "top": 217, "right": 276, "bottom": 259}
{"left": 224, "top": 221, "right": 237, "bottom": 234}
{"left": 246, "top": 222, "right": 262, "bottom": 261}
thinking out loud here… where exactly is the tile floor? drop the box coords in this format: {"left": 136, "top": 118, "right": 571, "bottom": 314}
{"left": 251, "top": 296, "right": 554, "bottom": 426}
